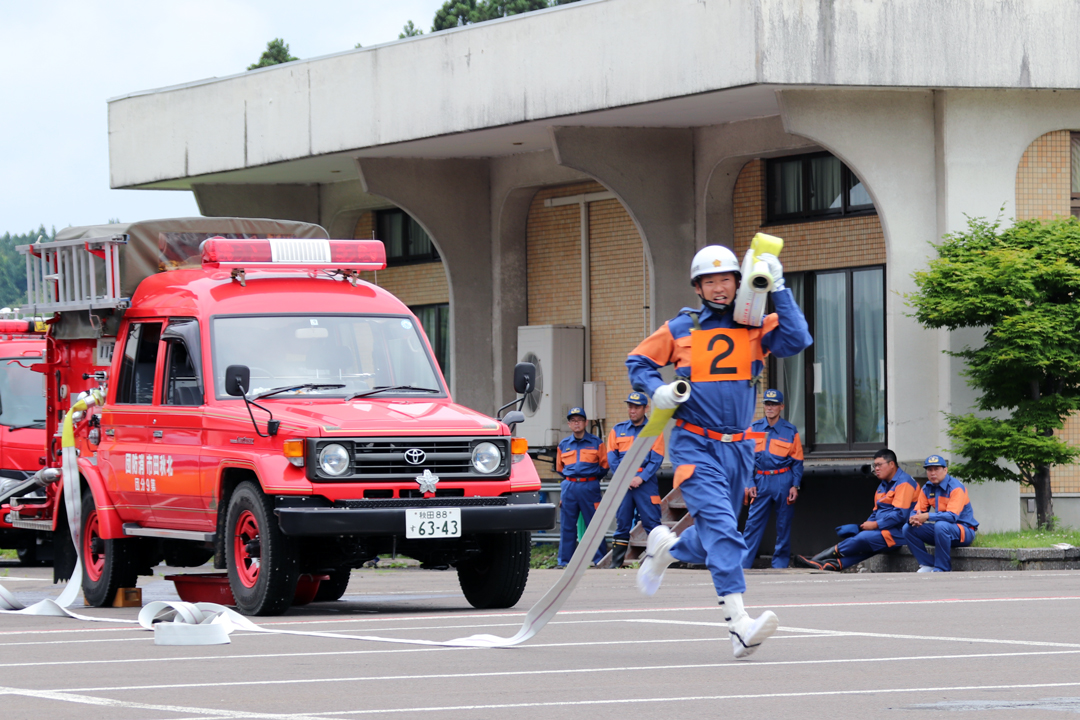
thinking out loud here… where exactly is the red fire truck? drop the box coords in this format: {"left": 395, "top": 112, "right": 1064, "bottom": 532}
{"left": 0, "top": 319, "right": 49, "bottom": 565}
{"left": 11, "top": 218, "right": 553, "bottom": 615}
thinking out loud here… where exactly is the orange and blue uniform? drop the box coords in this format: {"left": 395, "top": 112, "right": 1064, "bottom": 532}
{"left": 627, "top": 290, "right": 811, "bottom": 596}
{"left": 607, "top": 419, "right": 665, "bottom": 542}
{"left": 741, "top": 416, "right": 804, "bottom": 569}
{"left": 556, "top": 431, "right": 609, "bottom": 566}
{"left": 832, "top": 468, "right": 919, "bottom": 568}
{"left": 902, "top": 474, "right": 978, "bottom": 572}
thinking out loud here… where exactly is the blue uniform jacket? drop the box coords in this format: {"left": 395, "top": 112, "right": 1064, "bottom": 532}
{"left": 626, "top": 289, "right": 812, "bottom": 433}
{"left": 750, "top": 416, "right": 804, "bottom": 489}
{"left": 556, "top": 432, "right": 608, "bottom": 480}
{"left": 916, "top": 474, "right": 979, "bottom": 530}
{"left": 606, "top": 419, "right": 664, "bottom": 481}
{"left": 866, "top": 468, "right": 919, "bottom": 534}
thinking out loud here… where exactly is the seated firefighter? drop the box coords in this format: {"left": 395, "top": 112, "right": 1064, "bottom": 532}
{"left": 903, "top": 455, "right": 979, "bottom": 573}
{"left": 794, "top": 448, "right": 918, "bottom": 571}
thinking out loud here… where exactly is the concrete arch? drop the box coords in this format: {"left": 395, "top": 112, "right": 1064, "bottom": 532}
{"left": 1014, "top": 129, "right": 1076, "bottom": 222}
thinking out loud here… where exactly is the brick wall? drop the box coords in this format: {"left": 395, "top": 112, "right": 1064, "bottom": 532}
{"left": 526, "top": 182, "right": 651, "bottom": 442}
{"left": 1016, "top": 131, "right": 1080, "bottom": 494}
{"left": 353, "top": 211, "right": 449, "bottom": 307}
{"left": 1016, "top": 130, "right": 1071, "bottom": 221}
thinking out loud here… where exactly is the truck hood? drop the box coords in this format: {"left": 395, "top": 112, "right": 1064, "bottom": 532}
{"left": 265, "top": 399, "right": 505, "bottom": 436}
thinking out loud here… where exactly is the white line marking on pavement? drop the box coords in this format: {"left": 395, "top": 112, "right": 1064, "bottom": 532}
{"left": 52, "top": 649, "right": 1080, "bottom": 694}
{"left": 779, "top": 625, "right": 1080, "bottom": 649}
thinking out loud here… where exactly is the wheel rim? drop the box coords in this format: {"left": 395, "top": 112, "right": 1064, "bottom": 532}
{"left": 83, "top": 509, "right": 104, "bottom": 582}
{"left": 233, "top": 509, "right": 261, "bottom": 588}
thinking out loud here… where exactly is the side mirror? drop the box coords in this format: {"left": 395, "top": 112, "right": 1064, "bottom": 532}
{"left": 224, "top": 365, "right": 250, "bottom": 397}
{"left": 502, "top": 410, "right": 525, "bottom": 429}
{"left": 513, "top": 362, "right": 535, "bottom": 395}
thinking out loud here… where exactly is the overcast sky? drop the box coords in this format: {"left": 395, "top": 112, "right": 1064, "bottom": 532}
{"left": 1, "top": 0, "right": 450, "bottom": 235}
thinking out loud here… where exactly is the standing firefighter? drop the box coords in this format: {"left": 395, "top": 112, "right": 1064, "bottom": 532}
{"left": 555, "top": 407, "right": 609, "bottom": 568}
{"left": 742, "top": 388, "right": 804, "bottom": 569}
{"left": 627, "top": 244, "right": 812, "bottom": 658}
{"left": 607, "top": 392, "right": 665, "bottom": 568}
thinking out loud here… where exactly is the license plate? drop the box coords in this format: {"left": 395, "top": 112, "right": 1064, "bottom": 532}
{"left": 405, "top": 508, "right": 462, "bottom": 539}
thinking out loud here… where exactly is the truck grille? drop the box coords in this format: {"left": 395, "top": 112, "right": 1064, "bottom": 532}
{"left": 307, "top": 437, "right": 511, "bottom": 481}
{"left": 335, "top": 497, "right": 508, "bottom": 509}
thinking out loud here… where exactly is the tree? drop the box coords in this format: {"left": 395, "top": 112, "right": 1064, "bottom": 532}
{"left": 247, "top": 39, "right": 298, "bottom": 71}
{"left": 431, "top": 0, "right": 566, "bottom": 31}
{"left": 908, "top": 215, "right": 1080, "bottom": 529}
{"left": 399, "top": 20, "right": 423, "bottom": 39}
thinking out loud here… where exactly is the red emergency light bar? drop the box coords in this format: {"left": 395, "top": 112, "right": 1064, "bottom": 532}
{"left": 200, "top": 238, "right": 387, "bottom": 271}
{"left": 0, "top": 320, "right": 47, "bottom": 334}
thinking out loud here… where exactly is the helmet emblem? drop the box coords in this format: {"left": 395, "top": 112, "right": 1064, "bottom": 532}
{"left": 713, "top": 259, "right": 723, "bottom": 267}
{"left": 404, "top": 448, "right": 427, "bottom": 465}
{"left": 416, "top": 469, "right": 440, "bottom": 494}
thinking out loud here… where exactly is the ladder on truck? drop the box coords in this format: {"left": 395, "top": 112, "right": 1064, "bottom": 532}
{"left": 17, "top": 235, "right": 129, "bottom": 314}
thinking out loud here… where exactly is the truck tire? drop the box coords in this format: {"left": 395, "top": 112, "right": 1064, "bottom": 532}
{"left": 81, "top": 490, "right": 138, "bottom": 607}
{"left": 225, "top": 482, "right": 299, "bottom": 616}
{"left": 313, "top": 568, "right": 352, "bottom": 602}
{"left": 456, "top": 531, "right": 530, "bottom": 609}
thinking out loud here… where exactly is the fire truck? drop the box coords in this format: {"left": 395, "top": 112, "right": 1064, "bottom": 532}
{"left": 10, "top": 218, "right": 554, "bottom": 615}
{"left": 0, "top": 319, "right": 49, "bottom": 565}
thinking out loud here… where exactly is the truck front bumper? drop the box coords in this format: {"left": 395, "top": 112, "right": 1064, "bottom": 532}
{"left": 275, "top": 503, "right": 557, "bottom": 537}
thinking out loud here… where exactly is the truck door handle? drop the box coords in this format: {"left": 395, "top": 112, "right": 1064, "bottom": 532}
{"left": 153, "top": 430, "right": 163, "bottom": 438}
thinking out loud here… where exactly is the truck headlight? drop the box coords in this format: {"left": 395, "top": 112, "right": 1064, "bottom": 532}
{"left": 318, "top": 444, "right": 351, "bottom": 476}
{"left": 471, "top": 442, "right": 501, "bottom": 474}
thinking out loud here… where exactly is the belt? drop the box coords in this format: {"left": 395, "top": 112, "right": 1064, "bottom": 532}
{"left": 756, "top": 467, "right": 791, "bottom": 475}
{"left": 675, "top": 419, "right": 763, "bottom": 443}
{"left": 564, "top": 477, "right": 598, "bottom": 482}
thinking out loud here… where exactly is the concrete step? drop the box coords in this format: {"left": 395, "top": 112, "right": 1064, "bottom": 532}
{"left": 757, "top": 546, "right": 1080, "bottom": 572}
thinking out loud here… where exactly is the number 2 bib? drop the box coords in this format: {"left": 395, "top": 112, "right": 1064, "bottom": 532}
{"left": 689, "top": 328, "right": 751, "bottom": 382}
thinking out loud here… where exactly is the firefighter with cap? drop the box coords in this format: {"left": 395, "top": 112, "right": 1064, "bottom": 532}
{"left": 555, "top": 406, "right": 609, "bottom": 568}
{"left": 626, "top": 244, "right": 812, "bottom": 658}
{"left": 607, "top": 391, "right": 666, "bottom": 568}
{"left": 741, "top": 388, "right": 804, "bottom": 569}
{"left": 902, "top": 456, "right": 979, "bottom": 572}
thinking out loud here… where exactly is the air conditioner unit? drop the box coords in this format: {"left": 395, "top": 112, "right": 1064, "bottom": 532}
{"left": 516, "top": 325, "right": 585, "bottom": 447}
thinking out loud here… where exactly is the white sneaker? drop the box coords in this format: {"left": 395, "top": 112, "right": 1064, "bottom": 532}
{"left": 730, "top": 611, "right": 780, "bottom": 659}
{"left": 722, "top": 592, "right": 779, "bottom": 659}
{"left": 917, "top": 565, "right": 935, "bottom": 573}
{"left": 636, "top": 525, "right": 677, "bottom": 596}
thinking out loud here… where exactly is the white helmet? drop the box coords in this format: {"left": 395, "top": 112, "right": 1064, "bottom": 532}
{"left": 690, "top": 245, "right": 740, "bottom": 284}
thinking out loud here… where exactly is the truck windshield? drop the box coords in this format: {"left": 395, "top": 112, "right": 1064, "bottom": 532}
{"left": 211, "top": 315, "right": 445, "bottom": 400}
{"left": 0, "top": 357, "right": 46, "bottom": 429}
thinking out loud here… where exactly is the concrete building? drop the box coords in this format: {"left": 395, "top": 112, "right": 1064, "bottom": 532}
{"left": 107, "top": 0, "right": 1080, "bottom": 541}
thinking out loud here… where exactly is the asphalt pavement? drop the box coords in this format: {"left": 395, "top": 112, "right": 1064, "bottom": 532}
{"left": 1, "top": 560, "right": 1079, "bottom": 719}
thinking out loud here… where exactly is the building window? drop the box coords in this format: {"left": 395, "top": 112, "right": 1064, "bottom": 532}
{"left": 1071, "top": 132, "right": 1080, "bottom": 218}
{"left": 376, "top": 209, "right": 440, "bottom": 264}
{"left": 412, "top": 303, "right": 449, "bottom": 376}
{"left": 772, "top": 267, "right": 885, "bottom": 453}
{"left": 766, "top": 152, "right": 875, "bottom": 224}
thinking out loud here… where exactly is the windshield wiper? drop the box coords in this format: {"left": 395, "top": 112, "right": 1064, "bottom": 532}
{"left": 5, "top": 420, "right": 46, "bottom": 432}
{"left": 347, "top": 385, "right": 441, "bottom": 400}
{"left": 253, "top": 383, "right": 345, "bottom": 401}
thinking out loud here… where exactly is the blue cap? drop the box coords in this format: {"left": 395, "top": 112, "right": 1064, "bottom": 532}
{"left": 924, "top": 455, "right": 948, "bottom": 468}
{"left": 763, "top": 388, "right": 784, "bottom": 404}
{"left": 567, "top": 407, "right": 587, "bottom": 420}
{"left": 626, "top": 392, "right": 648, "bottom": 406}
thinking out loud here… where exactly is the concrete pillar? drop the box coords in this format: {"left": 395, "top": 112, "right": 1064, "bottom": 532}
{"left": 193, "top": 183, "right": 320, "bottom": 224}
{"left": 357, "top": 157, "right": 494, "bottom": 414}
{"left": 778, "top": 89, "right": 940, "bottom": 463}
{"left": 550, "top": 126, "right": 696, "bottom": 331}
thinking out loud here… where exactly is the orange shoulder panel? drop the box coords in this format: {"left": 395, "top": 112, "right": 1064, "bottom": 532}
{"left": 891, "top": 482, "right": 916, "bottom": 509}
{"left": 631, "top": 322, "right": 675, "bottom": 366}
{"left": 651, "top": 433, "right": 665, "bottom": 456}
{"left": 790, "top": 433, "right": 804, "bottom": 461}
{"left": 947, "top": 487, "right": 970, "bottom": 515}
{"left": 747, "top": 314, "right": 781, "bottom": 362}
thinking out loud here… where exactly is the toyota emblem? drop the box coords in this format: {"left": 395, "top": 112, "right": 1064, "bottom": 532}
{"left": 404, "top": 448, "right": 427, "bottom": 465}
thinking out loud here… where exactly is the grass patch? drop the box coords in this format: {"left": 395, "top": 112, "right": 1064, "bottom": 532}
{"left": 530, "top": 542, "right": 560, "bottom": 569}
{"left": 0, "top": 549, "right": 16, "bottom": 560}
{"left": 972, "top": 526, "right": 1080, "bottom": 549}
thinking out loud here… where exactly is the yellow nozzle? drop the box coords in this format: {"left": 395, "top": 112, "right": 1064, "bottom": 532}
{"left": 751, "top": 232, "right": 783, "bottom": 258}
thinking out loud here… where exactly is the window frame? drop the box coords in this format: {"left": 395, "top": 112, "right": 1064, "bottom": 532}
{"left": 115, "top": 321, "right": 164, "bottom": 406}
{"left": 773, "top": 265, "right": 887, "bottom": 455}
{"left": 411, "top": 303, "right": 450, "bottom": 377}
{"left": 376, "top": 208, "right": 440, "bottom": 265}
{"left": 765, "top": 151, "right": 877, "bottom": 226}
